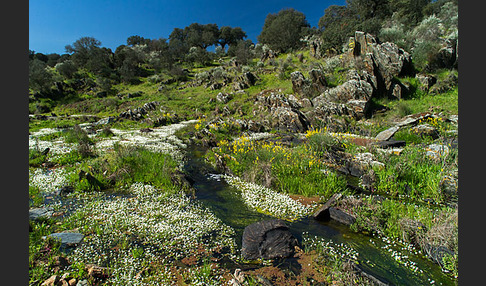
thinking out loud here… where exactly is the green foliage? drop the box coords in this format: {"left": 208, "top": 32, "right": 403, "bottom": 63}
{"left": 55, "top": 60, "right": 77, "bottom": 79}
{"left": 29, "top": 148, "right": 48, "bottom": 167}
{"left": 98, "top": 143, "right": 181, "bottom": 191}
{"left": 29, "top": 184, "right": 44, "bottom": 207}
{"left": 65, "top": 37, "right": 113, "bottom": 76}
{"left": 372, "top": 144, "right": 456, "bottom": 204}
{"left": 98, "top": 125, "right": 115, "bottom": 138}
{"left": 388, "top": 0, "right": 431, "bottom": 26}
{"left": 126, "top": 35, "right": 151, "bottom": 46}
{"left": 29, "top": 219, "right": 63, "bottom": 284}
{"left": 186, "top": 46, "right": 212, "bottom": 67}
{"left": 319, "top": 5, "right": 359, "bottom": 53}
{"left": 227, "top": 39, "right": 254, "bottom": 65}
{"left": 29, "top": 59, "right": 54, "bottom": 93}
{"left": 218, "top": 26, "right": 247, "bottom": 50}
{"left": 51, "top": 150, "right": 85, "bottom": 166}
{"left": 258, "top": 8, "right": 310, "bottom": 53}
{"left": 63, "top": 125, "right": 93, "bottom": 145}
{"left": 209, "top": 135, "right": 348, "bottom": 197}
{"left": 441, "top": 252, "right": 458, "bottom": 277}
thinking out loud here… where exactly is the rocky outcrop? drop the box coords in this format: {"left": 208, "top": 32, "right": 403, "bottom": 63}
{"left": 216, "top": 92, "right": 233, "bottom": 104}
{"left": 346, "top": 31, "right": 413, "bottom": 97}
{"left": 241, "top": 219, "right": 298, "bottom": 260}
{"left": 233, "top": 72, "right": 258, "bottom": 90}
{"left": 429, "top": 72, "right": 458, "bottom": 95}
{"left": 416, "top": 74, "right": 437, "bottom": 93}
{"left": 254, "top": 91, "right": 311, "bottom": 132}
{"left": 290, "top": 70, "right": 327, "bottom": 98}
{"left": 307, "top": 35, "right": 325, "bottom": 59}
{"left": 119, "top": 101, "right": 159, "bottom": 121}
{"left": 412, "top": 124, "right": 439, "bottom": 139}
{"left": 311, "top": 70, "right": 374, "bottom": 119}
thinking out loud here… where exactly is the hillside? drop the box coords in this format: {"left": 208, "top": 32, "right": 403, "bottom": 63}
{"left": 28, "top": 3, "right": 458, "bottom": 285}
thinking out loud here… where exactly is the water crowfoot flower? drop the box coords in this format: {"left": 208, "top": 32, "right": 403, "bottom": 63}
{"left": 67, "top": 182, "right": 236, "bottom": 285}
{"left": 223, "top": 175, "right": 313, "bottom": 221}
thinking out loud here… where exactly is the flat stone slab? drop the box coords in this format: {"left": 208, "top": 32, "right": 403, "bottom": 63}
{"left": 395, "top": 112, "right": 433, "bottom": 127}
{"left": 375, "top": 126, "right": 400, "bottom": 141}
{"left": 29, "top": 207, "right": 54, "bottom": 221}
{"left": 45, "top": 232, "right": 84, "bottom": 248}
{"left": 313, "top": 193, "right": 342, "bottom": 220}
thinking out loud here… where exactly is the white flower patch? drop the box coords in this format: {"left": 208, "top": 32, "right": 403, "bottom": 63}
{"left": 95, "top": 120, "right": 197, "bottom": 160}
{"left": 223, "top": 175, "right": 313, "bottom": 221}
{"left": 302, "top": 232, "right": 359, "bottom": 262}
{"left": 329, "top": 132, "right": 373, "bottom": 140}
{"left": 232, "top": 132, "right": 273, "bottom": 144}
{"left": 29, "top": 168, "right": 71, "bottom": 193}
{"left": 30, "top": 128, "right": 59, "bottom": 137}
{"left": 29, "top": 133, "right": 76, "bottom": 155}
{"left": 69, "top": 182, "right": 236, "bottom": 285}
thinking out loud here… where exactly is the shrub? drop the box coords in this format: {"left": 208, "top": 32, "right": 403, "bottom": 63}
{"left": 378, "top": 21, "right": 410, "bottom": 50}
{"left": 64, "top": 125, "right": 93, "bottom": 145}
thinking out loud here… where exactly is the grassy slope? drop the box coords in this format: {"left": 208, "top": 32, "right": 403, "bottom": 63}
{"left": 28, "top": 50, "right": 459, "bottom": 284}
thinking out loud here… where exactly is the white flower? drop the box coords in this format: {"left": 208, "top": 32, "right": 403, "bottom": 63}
{"left": 223, "top": 175, "right": 312, "bottom": 221}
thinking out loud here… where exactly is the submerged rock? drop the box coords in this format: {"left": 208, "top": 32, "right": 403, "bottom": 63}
{"left": 241, "top": 219, "right": 298, "bottom": 260}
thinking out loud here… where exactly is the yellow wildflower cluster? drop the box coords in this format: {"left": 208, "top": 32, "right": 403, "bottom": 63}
{"left": 219, "top": 135, "right": 293, "bottom": 162}
{"left": 305, "top": 126, "right": 327, "bottom": 138}
{"left": 208, "top": 121, "right": 227, "bottom": 131}
{"left": 418, "top": 116, "right": 445, "bottom": 130}
{"left": 194, "top": 118, "right": 204, "bottom": 131}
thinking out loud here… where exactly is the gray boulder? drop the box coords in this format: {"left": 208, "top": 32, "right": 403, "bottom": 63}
{"left": 290, "top": 71, "right": 309, "bottom": 96}
{"left": 45, "top": 232, "right": 85, "bottom": 248}
{"left": 416, "top": 74, "right": 437, "bottom": 92}
{"left": 241, "top": 219, "right": 298, "bottom": 260}
{"left": 94, "top": 116, "right": 115, "bottom": 126}
{"left": 216, "top": 92, "right": 233, "bottom": 104}
{"left": 254, "top": 91, "right": 311, "bottom": 132}
{"left": 425, "top": 144, "right": 450, "bottom": 161}
{"left": 290, "top": 70, "right": 327, "bottom": 98}
{"left": 412, "top": 124, "right": 439, "bottom": 139}
{"left": 29, "top": 207, "right": 54, "bottom": 221}
{"left": 306, "top": 35, "right": 325, "bottom": 59}
{"left": 316, "top": 70, "right": 374, "bottom": 119}
{"left": 234, "top": 72, "right": 258, "bottom": 90}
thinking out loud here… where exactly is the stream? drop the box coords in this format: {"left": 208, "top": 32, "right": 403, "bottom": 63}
{"left": 182, "top": 144, "right": 456, "bottom": 285}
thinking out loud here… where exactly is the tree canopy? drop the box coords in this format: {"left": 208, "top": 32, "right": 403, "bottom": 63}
{"left": 258, "top": 8, "right": 310, "bottom": 53}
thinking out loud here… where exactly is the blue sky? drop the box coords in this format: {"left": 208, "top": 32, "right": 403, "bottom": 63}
{"left": 29, "top": 0, "right": 346, "bottom": 55}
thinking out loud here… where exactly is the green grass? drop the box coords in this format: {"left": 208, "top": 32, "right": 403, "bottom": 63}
{"left": 29, "top": 219, "right": 64, "bottom": 284}
{"left": 370, "top": 84, "right": 458, "bottom": 127}
{"left": 90, "top": 143, "right": 183, "bottom": 192}
{"left": 208, "top": 134, "right": 349, "bottom": 198}
{"left": 371, "top": 144, "right": 457, "bottom": 205}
